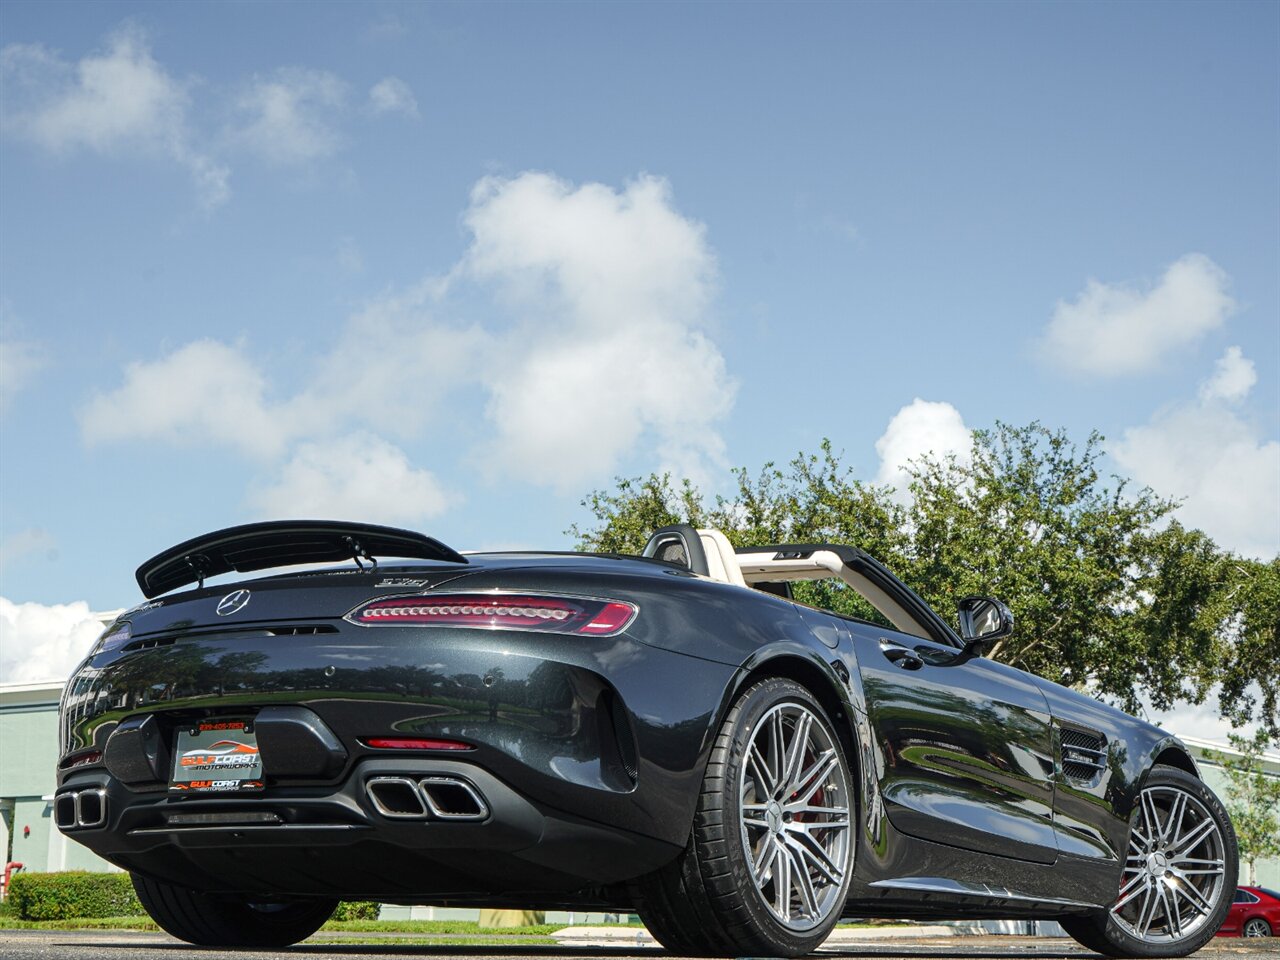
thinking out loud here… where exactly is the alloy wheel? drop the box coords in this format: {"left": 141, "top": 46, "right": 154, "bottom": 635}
{"left": 1244, "top": 918, "right": 1271, "bottom": 938}
{"left": 738, "top": 701, "right": 852, "bottom": 931}
{"left": 1110, "top": 784, "right": 1227, "bottom": 944}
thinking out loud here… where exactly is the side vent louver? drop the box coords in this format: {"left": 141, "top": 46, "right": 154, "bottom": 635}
{"left": 1060, "top": 726, "right": 1107, "bottom": 782}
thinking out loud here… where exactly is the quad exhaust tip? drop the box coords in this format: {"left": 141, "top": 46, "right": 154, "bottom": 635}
{"left": 365, "top": 775, "right": 488, "bottom": 821}
{"left": 54, "top": 788, "right": 108, "bottom": 831}
{"left": 419, "top": 776, "right": 488, "bottom": 820}
{"left": 365, "top": 777, "right": 427, "bottom": 818}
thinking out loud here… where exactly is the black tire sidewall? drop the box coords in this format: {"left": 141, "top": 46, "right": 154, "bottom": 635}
{"left": 716, "top": 678, "right": 855, "bottom": 953}
{"left": 132, "top": 872, "right": 336, "bottom": 947}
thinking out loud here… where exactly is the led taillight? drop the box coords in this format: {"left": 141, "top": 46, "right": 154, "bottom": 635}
{"left": 364, "top": 738, "right": 473, "bottom": 751}
{"left": 60, "top": 749, "right": 103, "bottom": 770}
{"left": 346, "top": 593, "right": 637, "bottom": 637}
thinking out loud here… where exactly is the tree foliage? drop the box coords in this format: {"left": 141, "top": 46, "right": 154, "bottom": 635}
{"left": 571, "top": 423, "right": 1279, "bottom": 735}
{"left": 1205, "top": 732, "right": 1280, "bottom": 885}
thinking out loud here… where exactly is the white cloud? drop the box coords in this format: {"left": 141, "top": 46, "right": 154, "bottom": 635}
{"left": 464, "top": 172, "right": 734, "bottom": 489}
{"left": 367, "top": 77, "right": 418, "bottom": 118}
{"left": 81, "top": 172, "right": 735, "bottom": 495}
{"left": 0, "top": 597, "right": 106, "bottom": 684}
{"left": 80, "top": 339, "right": 289, "bottom": 458}
{"left": 1144, "top": 687, "right": 1263, "bottom": 745}
{"left": 365, "top": 13, "right": 408, "bottom": 42}
{"left": 79, "top": 295, "right": 489, "bottom": 459}
{"left": 0, "top": 528, "right": 57, "bottom": 571}
{"left": 1199, "top": 344, "right": 1256, "bottom": 403}
{"left": 0, "top": 337, "right": 42, "bottom": 412}
{"left": 1112, "top": 348, "right": 1279, "bottom": 559}
{"left": 874, "top": 398, "right": 972, "bottom": 496}
{"left": 299, "top": 289, "right": 489, "bottom": 436}
{"left": 248, "top": 433, "right": 451, "bottom": 526}
{"left": 336, "top": 237, "right": 364, "bottom": 273}
{"left": 0, "top": 27, "right": 229, "bottom": 207}
{"left": 231, "top": 67, "right": 347, "bottom": 166}
{"left": 1041, "top": 254, "right": 1234, "bottom": 377}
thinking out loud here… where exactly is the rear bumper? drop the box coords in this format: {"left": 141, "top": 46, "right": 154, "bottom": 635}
{"left": 57, "top": 754, "right": 680, "bottom": 902}
{"left": 64, "top": 624, "right": 737, "bottom": 839}
{"left": 58, "top": 626, "right": 739, "bottom": 896}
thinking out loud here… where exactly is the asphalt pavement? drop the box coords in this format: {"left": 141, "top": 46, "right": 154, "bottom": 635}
{"left": 1, "top": 931, "right": 1278, "bottom": 960}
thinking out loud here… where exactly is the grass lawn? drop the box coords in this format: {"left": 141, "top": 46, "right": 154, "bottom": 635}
{"left": 0, "top": 916, "right": 564, "bottom": 935}
{"left": 0, "top": 911, "right": 904, "bottom": 934}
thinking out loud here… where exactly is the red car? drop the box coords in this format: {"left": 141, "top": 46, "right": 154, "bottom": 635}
{"left": 1217, "top": 886, "right": 1280, "bottom": 938}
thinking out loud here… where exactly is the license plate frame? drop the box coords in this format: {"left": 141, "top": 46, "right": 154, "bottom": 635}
{"left": 169, "top": 720, "right": 264, "bottom": 794}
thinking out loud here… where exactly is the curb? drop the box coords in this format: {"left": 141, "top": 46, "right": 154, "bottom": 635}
{"left": 551, "top": 924, "right": 958, "bottom": 946}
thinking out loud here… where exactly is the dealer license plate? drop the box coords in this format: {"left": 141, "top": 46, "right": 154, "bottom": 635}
{"left": 170, "top": 720, "right": 264, "bottom": 794}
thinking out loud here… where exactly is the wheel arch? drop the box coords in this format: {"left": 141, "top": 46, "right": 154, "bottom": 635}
{"left": 1149, "top": 737, "right": 1200, "bottom": 779}
{"left": 721, "top": 650, "right": 861, "bottom": 784}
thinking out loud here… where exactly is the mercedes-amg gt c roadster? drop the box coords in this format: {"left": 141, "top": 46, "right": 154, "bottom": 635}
{"left": 57, "top": 521, "right": 1237, "bottom": 957}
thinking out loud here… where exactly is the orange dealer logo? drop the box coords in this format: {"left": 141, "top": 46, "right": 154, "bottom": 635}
{"left": 179, "top": 739, "right": 260, "bottom": 767}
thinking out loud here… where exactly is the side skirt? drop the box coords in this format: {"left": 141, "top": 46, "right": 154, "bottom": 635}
{"left": 850, "top": 808, "right": 1118, "bottom": 918}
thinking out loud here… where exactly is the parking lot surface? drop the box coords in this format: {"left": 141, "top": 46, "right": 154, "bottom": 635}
{"left": 0, "top": 932, "right": 1278, "bottom": 960}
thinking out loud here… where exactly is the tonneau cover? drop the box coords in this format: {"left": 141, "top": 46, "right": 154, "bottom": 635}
{"left": 135, "top": 520, "right": 467, "bottom": 597}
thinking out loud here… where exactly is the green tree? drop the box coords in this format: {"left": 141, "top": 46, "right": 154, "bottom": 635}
{"left": 900, "top": 423, "right": 1179, "bottom": 701}
{"left": 1217, "top": 557, "right": 1280, "bottom": 734}
{"left": 1206, "top": 732, "right": 1280, "bottom": 885}
{"left": 570, "top": 474, "right": 708, "bottom": 555}
{"left": 571, "top": 422, "right": 1280, "bottom": 736}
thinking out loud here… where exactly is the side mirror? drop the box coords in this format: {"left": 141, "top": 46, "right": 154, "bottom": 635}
{"left": 957, "top": 596, "right": 1014, "bottom": 653}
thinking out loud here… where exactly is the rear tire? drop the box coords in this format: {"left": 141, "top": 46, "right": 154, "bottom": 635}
{"left": 1061, "top": 765, "right": 1237, "bottom": 958}
{"left": 634, "top": 678, "right": 855, "bottom": 957}
{"left": 132, "top": 873, "right": 336, "bottom": 947}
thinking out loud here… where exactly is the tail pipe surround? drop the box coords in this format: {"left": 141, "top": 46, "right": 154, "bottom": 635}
{"left": 54, "top": 788, "right": 108, "bottom": 831}
{"left": 365, "top": 775, "right": 489, "bottom": 821}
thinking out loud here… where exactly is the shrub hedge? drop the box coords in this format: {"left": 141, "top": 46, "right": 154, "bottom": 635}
{"left": 6, "top": 871, "right": 380, "bottom": 923}
{"left": 331, "top": 901, "right": 381, "bottom": 921}
{"left": 7, "top": 872, "right": 143, "bottom": 920}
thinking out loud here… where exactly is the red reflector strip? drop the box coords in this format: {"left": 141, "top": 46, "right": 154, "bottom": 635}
{"left": 364, "top": 738, "right": 473, "bottom": 751}
{"left": 581, "top": 602, "right": 637, "bottom": 633}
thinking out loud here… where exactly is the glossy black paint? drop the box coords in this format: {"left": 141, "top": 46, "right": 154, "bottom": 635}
{"left": 57, "top": 541, "right": 1195, "bottom": 917}
{"left": 851, "top": 623, "right": 1059, "bottom": 865}
{"left": 135, "top": 520, "right": 468, "bottom": 597}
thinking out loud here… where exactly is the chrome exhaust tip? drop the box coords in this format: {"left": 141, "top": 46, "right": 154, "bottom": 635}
{"left": 53, "top": 792, "right": 78, "bottom": 830}
{"left": 54, "top": 788, "right": 108, "bottom": 830}
{"left": 75, "top": 788, "right": 108, "bottom": 828}
{"left": 365, "top": 776, "right": 429, "bottom": 819}
{"left": 418, "top": 776, "right": 488, "bottom": 821}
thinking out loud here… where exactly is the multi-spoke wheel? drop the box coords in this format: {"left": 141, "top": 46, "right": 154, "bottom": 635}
{"left": 739, "top": 701, "right": 852, "bottom": 931}
{"left": 1244, "top": 917, "right": 1272, "bottom": 937}
{"left": 1062, "top": 765, "right": 1238, "bottom": 958}
{"left": 1111, "top": 783, "right": 1227, "bottom": 943}
{"left": 633, "top": 678, "right": 855, "bottom": 957}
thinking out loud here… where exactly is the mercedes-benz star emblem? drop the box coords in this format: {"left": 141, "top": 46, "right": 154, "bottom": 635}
{"left": 216, "top": 589, "right": 251, "bottom": 616}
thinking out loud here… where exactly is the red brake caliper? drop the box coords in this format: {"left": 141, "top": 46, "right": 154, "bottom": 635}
{"left": 790, "top": 747, "right": 825, "bottom": 823}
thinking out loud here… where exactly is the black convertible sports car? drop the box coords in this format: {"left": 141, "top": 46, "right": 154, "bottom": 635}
{"left": 57, "top": 520, "right": 1238, "bottom": 957}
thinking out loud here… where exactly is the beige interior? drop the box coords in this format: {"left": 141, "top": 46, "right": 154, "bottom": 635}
{"left": 701, "top": 531, "right": 927, "bottom": 637}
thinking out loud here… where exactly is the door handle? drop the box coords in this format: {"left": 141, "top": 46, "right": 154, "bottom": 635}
{"left": 879, "top": 638, "right": 923, "bottom": 670}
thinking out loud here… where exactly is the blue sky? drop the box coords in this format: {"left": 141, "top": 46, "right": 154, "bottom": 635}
{"left": 1, "top": 2, "right": 1277, "bottom": 695}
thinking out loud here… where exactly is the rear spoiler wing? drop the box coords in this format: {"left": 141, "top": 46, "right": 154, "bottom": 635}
{"left": 135, "top": 520, "right": 467, "bottom": 598}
